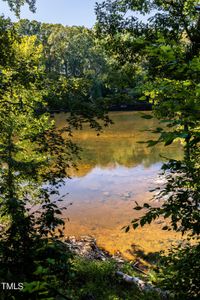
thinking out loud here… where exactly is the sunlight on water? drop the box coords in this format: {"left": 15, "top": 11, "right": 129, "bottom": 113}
{"left": 55, "top": 112, "right": 183, "bottom": 258}
{"left": 61, "top": 163, "right": 162, "bottom": 203}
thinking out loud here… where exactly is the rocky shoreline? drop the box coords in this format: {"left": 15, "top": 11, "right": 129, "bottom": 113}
{"left": 64, "top": 235, "right": 150, "bottom": 267}
{"left": 64, "top": 235, "right": 149, "bottom": 275}
{"left": 64, "top": 236, "right": 169, "bottom": 299}
{"left": 64, "top": 235, "right": 125, "bottom": 263}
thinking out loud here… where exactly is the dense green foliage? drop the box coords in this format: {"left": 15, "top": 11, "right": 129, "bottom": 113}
{"left": 3, "top": 0, "right": 36, "bottom": 16}
{"left": 14, "top": 19, "right": 145, "bottom": 111}
{"left": 96, "top": 0, "right": 200, "bottom": 298}
{"left": 157, "top": 242, "right": 200, "bottom": 299}
{"left": 15, "top": 21, "right": 108, "bottom": 110}
{"left": 67, "top": 257, "right": 162, "bottom": 300}
{"left": 0, "top": 14, "right": 109, "bottom": 300}
{"left": 0, "top": 16, "right": 75, "bottom": 300}
{"left": 0, "top": 0, "right": 200, "bottom": 299}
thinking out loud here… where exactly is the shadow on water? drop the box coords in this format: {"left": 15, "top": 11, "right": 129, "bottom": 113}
{"left": 128, "top": 244, "right": 163, "bottom": 265}
{"left": 54, "top": 112, "right": 183, "bottom": 256}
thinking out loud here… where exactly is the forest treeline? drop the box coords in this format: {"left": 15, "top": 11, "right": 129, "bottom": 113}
{"left": 0, "top": 0, "right": 200, "bottom": 299}
{"left": 14, "top": 19, "right": 142, "bottom": 111}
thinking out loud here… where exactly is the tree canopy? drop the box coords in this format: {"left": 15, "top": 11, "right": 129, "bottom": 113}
{"left": 3, "top": 0, "right": 36, "bottom": 16}
{"left": 0, "top": 14, "right": 110, "bottom": 299}
{"left": 96, "top": 1, "right": 200, "bottom": 298}
{"left": 0, "top": 1, "right": 200, "bottom": 298}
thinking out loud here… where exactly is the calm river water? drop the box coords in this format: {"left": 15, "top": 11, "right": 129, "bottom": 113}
{"left": 55, "top": 112, "right": 183, "bottom": 258}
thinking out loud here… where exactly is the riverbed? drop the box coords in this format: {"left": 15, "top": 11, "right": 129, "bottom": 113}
{"left": 55, "top": 112, "right": 183, "bottom": 259}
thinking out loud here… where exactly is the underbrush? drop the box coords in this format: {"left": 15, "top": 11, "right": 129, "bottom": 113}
{"left": 3, "top": 234, "right": 198, "bottom": 300}
{"left": 67, "top": 257, "right": 163, "bottom": 300}
{"left": 0, "top": 236, "right": 162, "bottom": 300}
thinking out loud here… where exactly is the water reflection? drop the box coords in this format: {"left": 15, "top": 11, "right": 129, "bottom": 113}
{"left": 61, "top": 163, "right": 162, "bottom": 203}
{"left": 55, "top": 111, "right": 182, "bottom": 177}
{"left": 55, "top": 112, "right": 183, "bottom": 257}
